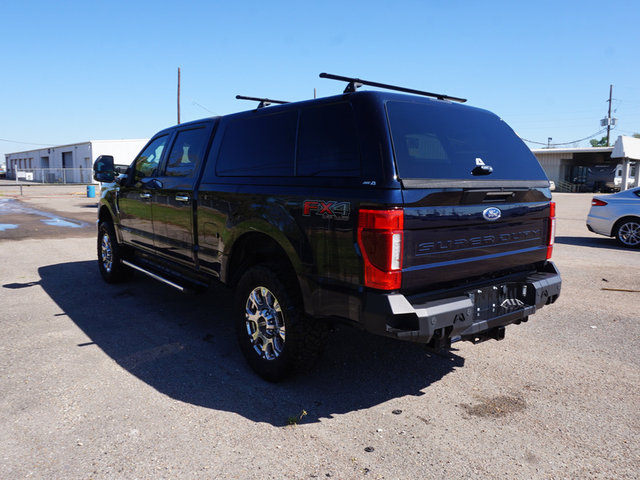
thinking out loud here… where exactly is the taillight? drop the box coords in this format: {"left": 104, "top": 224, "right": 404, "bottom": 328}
{"left": 591, "top": 198, "right": 608, "bottom": 206}
{"left": 357, "top": 209, "right": 404, "bottom": 290}
{"left": 547, "top": 201, "right": 556, "bottom": 260}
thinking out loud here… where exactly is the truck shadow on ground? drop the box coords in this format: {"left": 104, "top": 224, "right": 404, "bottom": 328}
{"left": 36, "top": 261, "right": 464, "bottom": 427}
{"left": 555, "top": 235, "right": 634, "bottom": 251}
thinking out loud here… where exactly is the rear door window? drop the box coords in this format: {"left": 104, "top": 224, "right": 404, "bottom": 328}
{"left": 386, "top": 100, "right": 547, "bottom": 181}
{"left": 163, "top": 127, "right": 210, "bottom": 177}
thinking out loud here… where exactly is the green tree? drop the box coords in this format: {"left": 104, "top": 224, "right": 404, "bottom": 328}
{"left": 590, "top": 136, "right": 608, "bottom": 147}
{"left": 633, "top": 133, "right": 640, "bottom": 139}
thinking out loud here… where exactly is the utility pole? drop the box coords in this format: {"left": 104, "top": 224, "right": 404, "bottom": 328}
{"left": 177, "top": 67, "right": 181, "bottom": 125}
{"left": 606, "top": 84, "right": 612, "bottom": 146}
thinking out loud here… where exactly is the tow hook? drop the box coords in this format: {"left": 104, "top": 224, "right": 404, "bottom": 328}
{"left": 492, "top": 326, "right": 506, "bottom": 341}
{"left": 425, "top": 329, "right": 452, "bottom": 352}
{"left": 463, "top": 326, "right": 506, "bottom": 344}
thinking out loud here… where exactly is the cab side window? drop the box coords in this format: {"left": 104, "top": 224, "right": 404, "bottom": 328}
{"left": 134, "top": 135, "right": 169, "bottom": 181}
{"left": 163, "top": 127, "right": 210, "bottom": 177}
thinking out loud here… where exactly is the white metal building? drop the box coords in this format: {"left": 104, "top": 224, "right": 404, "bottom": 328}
{"left": 531, "top": 136, "right": 639, "bottom": 192}
{"left": 611, "top": 135, "right": 640, "bottom": 190}
{"left": 4, "top": 139, "right": 148, "bottom": 184}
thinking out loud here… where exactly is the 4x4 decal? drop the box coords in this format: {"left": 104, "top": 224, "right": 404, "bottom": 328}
{"left": 303, "top": 200, "right": 351, "bottom": 220}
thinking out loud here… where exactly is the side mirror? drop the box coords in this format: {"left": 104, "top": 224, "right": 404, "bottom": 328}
{"left": 113, "top": 164, "right": 131, "bottom": 185}
{"left": 93, "top": 155, "right": 116, "bottom": 183}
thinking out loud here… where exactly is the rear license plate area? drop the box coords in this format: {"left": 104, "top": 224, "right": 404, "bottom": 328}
{"left": 469, "top": 284, "right": 529, "bottom": 320}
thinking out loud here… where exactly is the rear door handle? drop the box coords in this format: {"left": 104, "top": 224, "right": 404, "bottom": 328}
{"left": 139, "top": 192, "right": 152, "bottom": 199}
{"left": 175, "top": 195, "right": 190, "bottom": 203}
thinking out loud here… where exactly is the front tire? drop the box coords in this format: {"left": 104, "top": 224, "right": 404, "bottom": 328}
{"left": 234, "top": 264, "right": 327, "bottom": 381}
{"left": 97, "top": 222, "right": 131, "bottom": 282}
{"left": 615, "top": 218, "right": 640, "bottom": 248}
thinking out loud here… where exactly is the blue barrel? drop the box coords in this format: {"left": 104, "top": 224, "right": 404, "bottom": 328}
{"left": 87, "top": 184, "right": 96, "bottom": 198}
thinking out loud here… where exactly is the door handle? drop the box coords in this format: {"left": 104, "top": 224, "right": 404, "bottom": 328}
{"left": 139, "top": 192, "right": 152, "bottom": 199}
{"left": 175, "top": 195, "right": 190, "bottom": 203}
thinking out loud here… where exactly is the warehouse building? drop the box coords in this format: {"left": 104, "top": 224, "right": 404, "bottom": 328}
{"left": 4, "top": 139, "right": 148, "bottom": 184}
{"left": 531, "top": 135, "right": 639, "bottom": 192}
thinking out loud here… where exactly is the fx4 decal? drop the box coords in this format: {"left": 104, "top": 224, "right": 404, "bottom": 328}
{"left": 303, "top": 200, "right": 351, "bottom": 220}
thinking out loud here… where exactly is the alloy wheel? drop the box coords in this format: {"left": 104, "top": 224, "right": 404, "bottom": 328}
{"left": 101, "top": 232, "right": 113, "bottom": 273}
{"left": 619, "top": 221, "right": 640, "bottom": 247}
{"left": 244, "top": 286, "right": 286, "bottom": 360}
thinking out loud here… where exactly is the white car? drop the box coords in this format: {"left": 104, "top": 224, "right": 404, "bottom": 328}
{"left": 586, "top": 187, "right": 640, "bottom": 247}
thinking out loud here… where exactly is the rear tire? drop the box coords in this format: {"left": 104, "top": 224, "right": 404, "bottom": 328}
{"left": 234, "top": 264, "right": 327, "bottom": 381}
{"left": 614, "top": 218, "right": 640, "bottom": 248}
{"left": 97, "top": 222, "right": 131, "bottom": 282}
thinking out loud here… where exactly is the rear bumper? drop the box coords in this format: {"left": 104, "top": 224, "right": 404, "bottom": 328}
{"left": 360, "top": 262, "right": 561, "bottom": 346}
{"left": 586, "top": 214, "right": 613, "bottom": 237}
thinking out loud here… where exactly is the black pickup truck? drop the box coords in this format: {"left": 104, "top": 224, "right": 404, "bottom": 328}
{"left": 93, "top": 73, "right": 561, "bottom": 380}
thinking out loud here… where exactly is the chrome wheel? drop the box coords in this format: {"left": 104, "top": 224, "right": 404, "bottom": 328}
{"left": 244, "top": 286, "right": 285, "bottom": 360}
{"left": 101, "top": 231, "right": 113, "bottom": 273}
{"left": 618, "top": 221, "right": 640, "bottom": 247}
{"left": 235, "top": 264, "right": 328, "bottom": 381}
{"left": 97, "top": 222, "right": 130, "bottom": 283}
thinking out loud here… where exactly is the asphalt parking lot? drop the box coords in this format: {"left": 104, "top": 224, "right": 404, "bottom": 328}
{"left": 1, "top": 186, "right": 639, "bottom": 479}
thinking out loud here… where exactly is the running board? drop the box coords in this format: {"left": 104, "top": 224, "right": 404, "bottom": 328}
{"left": 122, "top": 259, "right": 186, "bottom": 292}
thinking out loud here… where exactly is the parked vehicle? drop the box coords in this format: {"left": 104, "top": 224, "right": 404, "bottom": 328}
{"left": 585, "top": 163, "right": 637, "bottom": 192}
{"left": 93, "top": 73, "right": 561, "bottom": 380}
{"left": 587, "top": 187, "right": 640, "bottom": 247}
{"left": 614, "top": 163, "right": 637, "bottom": 190}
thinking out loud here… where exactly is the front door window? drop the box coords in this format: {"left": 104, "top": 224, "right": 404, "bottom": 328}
{"left": 134, "top": 135, "right": 169, "bottom": 182}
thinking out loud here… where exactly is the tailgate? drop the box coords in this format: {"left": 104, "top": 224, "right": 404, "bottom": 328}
{"left": 402, "top": 190, "right": 552, "bottom": 290}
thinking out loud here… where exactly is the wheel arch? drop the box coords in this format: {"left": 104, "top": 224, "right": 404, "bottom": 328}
{"left": 611, "top": 215, "right": 640, "bottom": 237}
{"left": 98, "top": 204, "right": 112, "bottom": 224}
{"left": 226, "top": 232, "right": 299, "bottom": 285}
{"left": 224, "top": 231, "right": 311, "bottom": 312}
{"left": 97, "top": 204, "right": 123, "bottom": 244}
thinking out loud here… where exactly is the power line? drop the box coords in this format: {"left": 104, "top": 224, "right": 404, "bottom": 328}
{"left": 0, "top": 138, "right": 54, "bottom": 147}
{"left": 191, "top": 101, "right": 217, "bottom": 115}
{"left": 616, "top": 129, "right": 640, "bottom": 136}
{"left": 521, "top": 128, "right": 609, "bottom": 147}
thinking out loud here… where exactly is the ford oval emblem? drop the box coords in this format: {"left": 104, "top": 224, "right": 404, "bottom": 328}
{"left": 483, "top": 207, "right": 501, "bottom": 221}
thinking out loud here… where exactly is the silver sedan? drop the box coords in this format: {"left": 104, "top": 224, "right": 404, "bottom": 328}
{"left": 587, "top": 187, "right": 640, "bottom": 247}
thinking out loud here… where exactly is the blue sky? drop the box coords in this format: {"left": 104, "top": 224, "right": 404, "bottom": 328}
{"left": 2, "top": 0, "right": 639, "bottom": 162}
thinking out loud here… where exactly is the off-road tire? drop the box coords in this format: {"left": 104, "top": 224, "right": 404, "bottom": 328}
{"left": 234, "top": 263, "right": 328, "bottom": 381}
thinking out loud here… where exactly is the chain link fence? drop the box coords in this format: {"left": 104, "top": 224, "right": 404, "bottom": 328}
{"left": 11, "top": 168, "right": 94, "bottom": 184}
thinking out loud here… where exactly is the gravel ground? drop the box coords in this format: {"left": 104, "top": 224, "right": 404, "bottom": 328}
{"left": 0, "top": 191, "right": 638, "bottom": 479}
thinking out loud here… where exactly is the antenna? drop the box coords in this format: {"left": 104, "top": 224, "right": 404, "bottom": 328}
{"left": 236, "top": 95, "right": 289, "bottom": 109}
{"left": 319, "top": 72, "right": 467, "bottom": 103}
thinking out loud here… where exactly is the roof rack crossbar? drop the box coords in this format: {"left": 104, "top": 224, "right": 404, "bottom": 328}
{"left": 319, "top": 73, "right": 467, "bottom": 103}
{"left": 236, "top": 95, "right": 290, "bottom": 109}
